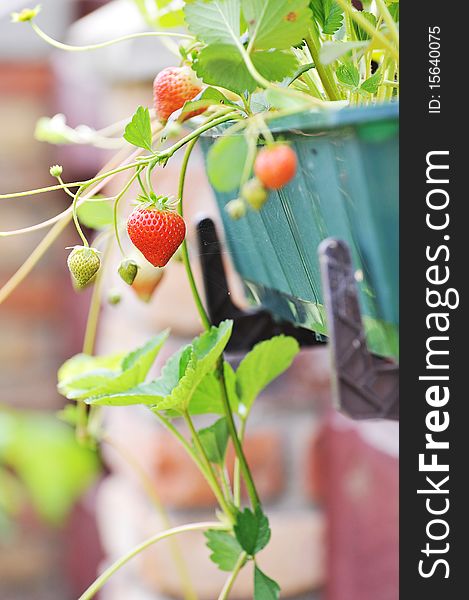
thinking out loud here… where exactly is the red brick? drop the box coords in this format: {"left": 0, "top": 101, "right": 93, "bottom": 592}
{"left": 149, "top": 429, "right": 285, "bottom": 508}
{"left": 309, "top": 415, "right": 398, "bottom": 600}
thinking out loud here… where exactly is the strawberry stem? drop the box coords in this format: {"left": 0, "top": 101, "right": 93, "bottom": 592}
{"left": 177, "top": 133, "right": 261, "bottom": 513}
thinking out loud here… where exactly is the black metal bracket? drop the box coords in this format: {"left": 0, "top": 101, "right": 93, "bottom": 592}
{"left": 319, "top": 238, "right": 399, "bottom": 420}
{"left": 196, "top": 217, "right": 322, "bottom": 352}
{"left": 195, "top": 218, "right": 399, "bottom": 420}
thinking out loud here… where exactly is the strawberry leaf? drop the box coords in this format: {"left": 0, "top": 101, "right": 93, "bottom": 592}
{"left": 336, "top": 63, "right": 360, "bottom": 89}
{"left": 254, "top": 566, "right": 281, "bottom": 600}
{"left": 234, "top": 507, "right": 271, "bottom": 556}
{"left": 184, "top": 0, "right": 241, "bottom": 46}
{"left": 57, "top": 332, "right": 169, "bottom": 400}
{"left": 197, "top": 418, "right": 229, "bottom": 464}
{"left": 242, "top": 0, "right": 312, "bottom": 50}
{"left": 360, "top": 71, "right": 381, "bottom": 94}
{"left": 188, "top": 362, "right": 238, "bottom": 415}
{"left": 88, "top": 321, "right": 233, "bottom": 412}
{"left": 207, "top": 134, "right": 249, "bottom": 192}
{"left": 235, "top": 336, "right": 299, "bottom": 414}
{"left": 179, "top": 87, "right": 238, "bottom": 120}
{"left": 124, "top": 106, "right": 153, "bottom": 151}
{"left": 352, "top": 11, "right": 377, "bottom": 41}
{"left": 194, "top": 44, "right": 299, "bottom": 95}
{"left": 205, "top": 530, "right": 243, "bottom": 571}
{"left": 310, "top": 0, "right": 344, "bottom": 35}
{"left": 77, "top": 198, "right": 113, "bottom": 230}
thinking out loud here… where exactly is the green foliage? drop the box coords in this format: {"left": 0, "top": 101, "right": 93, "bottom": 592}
{"left": 87, "top": 321, "right": 233, "bottom": 413}
{"left": 179, "top": 87, "right": 238, "bottom": 120}
{"left": 254, "top": 566, "right": 281, "bottom": 599}
{"left": 243, "top": 0, "right": 312, "bottom": 50}
{"left": 207, "top": 135, "right": 249, "bottom": 192}
{"left": 205, "top": 529, "right": 243, "bottom": 571}
{"left": 77, "top": 197, "right": 114, "bottom": 230}
{"left": 133, "top": 0, "right": 184, "bottom": 29}
{"left": 184, "top": 0, "right": 310, "bottom": 95}
{"left": 235, "top": 336, "right": 299, "bottom": 414}
{"left": 319, "top": 40, "right": 369, "bottom": 65}
{"left": 336, "top": 63, "right": 360, "bottom": 88}
{"left": 311, "top": 0, "right": 344, "bottom": 35}
{"left": 352, "top": 11, "right": 377, "bottom": 41}
{"left": 123, "top": 106, "right": 153, "bottom": 151}
{"left": 360, "top": 70, "right": 382, "bottom": 94}
{"left": 234, "top": 507, "right": 271, "bottom": 556}
{"left": 58, "top": 332, "right": 169, "bottom": 400}
{"left": 198, "top": 418, "right": 229, "bottom": 464}
{"left": 0, "top": 408, "right": 99, "bottom": 525}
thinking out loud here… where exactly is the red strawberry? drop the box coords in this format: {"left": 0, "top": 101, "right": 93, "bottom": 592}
{"left": 127, "top": 197, "right": 186, "bottom": 268}
{"left": 153, "top": 66, "right": 204, "bottom": 122}
{"left": 254, "top": 144, "right": 297, "bottom": 190}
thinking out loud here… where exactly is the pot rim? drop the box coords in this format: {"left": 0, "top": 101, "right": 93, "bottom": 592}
{"left": 201, "top": 101, "right": 399, "bottom": 137}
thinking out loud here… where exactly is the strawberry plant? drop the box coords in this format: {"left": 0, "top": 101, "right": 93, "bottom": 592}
{"left": 1, "top": 1, "right": 399, "bottom": 597}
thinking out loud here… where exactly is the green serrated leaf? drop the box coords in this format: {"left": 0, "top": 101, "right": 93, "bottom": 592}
{"left": 352, "top": 10, "right": 377, "bottom": 41}
{"left": 319, "top": 40, "right": 369, "bottom": 65}
{"left": 184, "top": 0, "right": 241, "bottom": 46}
{"left": 234, "top": 508, "right": 271, "bottom": 556}
{"left": 58, "top": 332, "right": 169, "bottom": 400}
{"left": 254, "top": 566, "right": 281, "bottom": 600}
{"left": 198, "top": 418, "right": 229, "bottom": 464}
{"left": 310, "top": 0, "right": 344, "bottom": 35}
{"left": 188, "top": 361, "right": 238, "bottom": 415}
{"left": 89, "top": 321, "right": 233, "bottom": 411}
{"left": 236, "top": 336, "right": 299, "bottom": 414}
{"left": 360, "top": 70, "right": 381, "bottom": 94}
{"left": 194, "top": 44, "right": 298, "bottom": 96}
{"left": 205, "top": 529, "right": 243, "bottom": 571}
{"left": 77, "top": 198, "right": 113, "bottom": 230}
{"left": 243, "top": 0, "right": 312, "bottom": 50}
{"left": 336, "top": 63, "right": 360, "bottom": 88}
{"left": 123, "top": 106, "right": 153, "bottom": 151}
{"left": 207, "top": 134, "right": 249, "bottom": 192}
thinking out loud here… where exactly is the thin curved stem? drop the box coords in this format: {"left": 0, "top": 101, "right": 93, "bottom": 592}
{"left": 72, "top": 186, "right": 89, "bottom": 246}
{"left": 153, "top": 411, "right": 233, "bottom": 522}
{"left": 78, "top": 522, "right": 227, "bottom": 600}
{"left": 334, "top": 0, "right": 399, "bottom": 62}
{"left": 0, "top": 147, "right": 143, "bottom": 305}
{"left": 183, "top": 411, "right": 235, "bottom": 521}
{"left": 177, "top": 138, "right": 211, "bottom": 330}
{"left": 101, "top": 434, "right": 198, "bottom": 600}
{"left": 31, "top": 22, "right": 193, "bottom": 54}
{"left": 375, "top": 0, "right": 400, "bottom": 49}
{"left": 113, "top": 168, "right": 142, "bottom": 255}
{"left": 218, "top": 552, "right": 248, "bottom": 600}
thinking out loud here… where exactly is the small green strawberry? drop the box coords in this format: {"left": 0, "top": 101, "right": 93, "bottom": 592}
{"left": 107, "top": 288, "right": 122, "bottom": 306}
{"left": 118, "top": 258, "right": 139, "bottom": 285}
{"left": 225, "top": 198, "right": 246, "bottom": 220}
{"left": 67, "top": 246, "right": 101, "bottom": 290}
{"left": 241, "top": 178, "right": 268, "bottom": 211}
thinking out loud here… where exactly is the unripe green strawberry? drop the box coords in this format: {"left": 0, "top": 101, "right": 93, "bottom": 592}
{"left": 118, "top": 258, "right": 139, "bottom": 285}
{"left": 225, "top": 198, "right": 246, "bottom": 220}
{"left": 49, "top": 164, "right": 63, "bottom": 177}
{"left": 241, "top": 178, "right": 268, "bottom": 211}
{"left": 67, "top": 246, "right": 100, "bottom": 290}
{"left": 107, "top": 288, "right": 122, "bottom": 306}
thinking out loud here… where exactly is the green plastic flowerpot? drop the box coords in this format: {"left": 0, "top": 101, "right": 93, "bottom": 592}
{"left": 200, "top": 103, "right": 399, "bottom": 360}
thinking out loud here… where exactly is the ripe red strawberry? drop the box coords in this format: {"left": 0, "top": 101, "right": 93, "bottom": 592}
{"left": 153, "top": 66, "right": 204, "bottom": 122}
{"left": 254, "top": 144, "right": 297, "bottom": 190}
{"left": 127, "top": 197, "right": 186, "bottom": 268}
